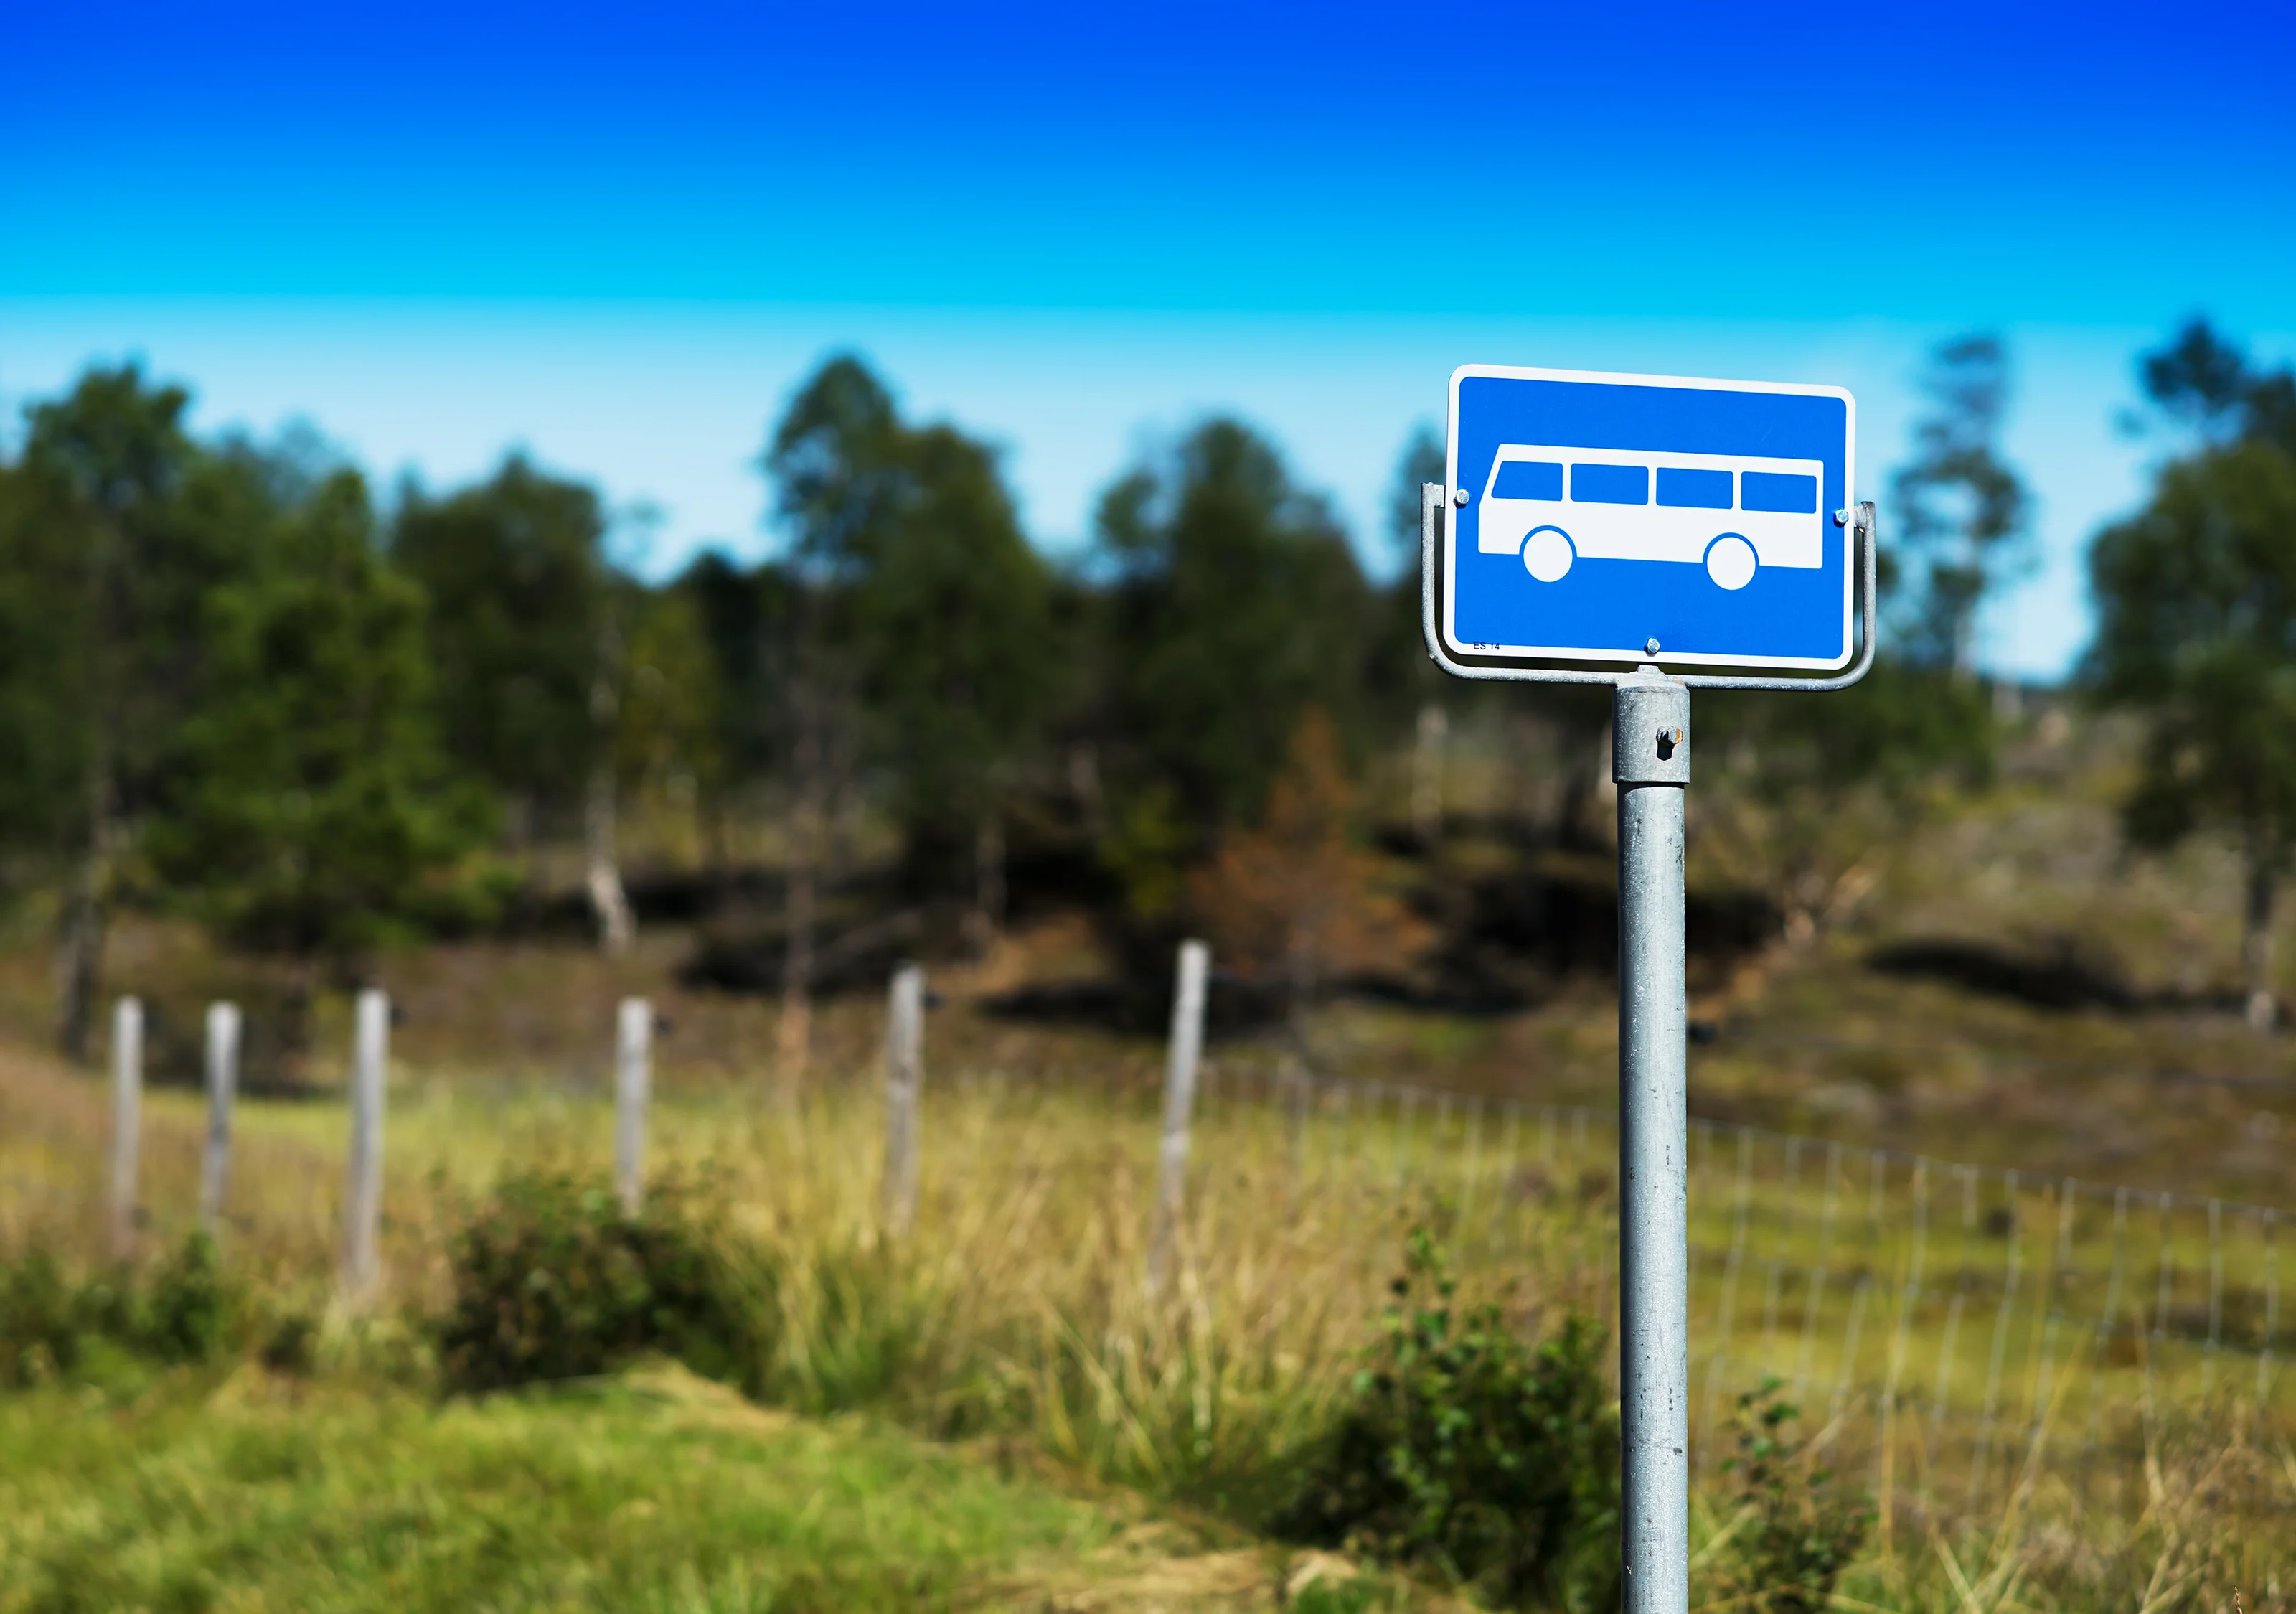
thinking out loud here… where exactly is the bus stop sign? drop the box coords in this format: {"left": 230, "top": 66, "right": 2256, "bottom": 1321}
{"left": 1441, "top": 365, "right": 1855, "bottom": 670}
{"left": 1421, "top": 362, "right": 1869, "bottom": 1614}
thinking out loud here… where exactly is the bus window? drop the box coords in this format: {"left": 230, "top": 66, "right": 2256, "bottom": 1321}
{"left": 1656, "top": 467, "right": 1732, "bottom": 509}
{"left": 1571, "top": 463, "right": 1648, "bottom": 505}
{"left": 1491, "top": 460, "right": 1563, "bottom": 500}
{"left": 1740, "top": 471, "right": 1817, "bottom": 514}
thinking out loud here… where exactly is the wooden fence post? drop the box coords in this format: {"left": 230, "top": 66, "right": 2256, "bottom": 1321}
{"left": 1146, "top": 939, "right": 1210, "bottom": 1298}
{"left": 108, "top": 996, "right": 142, "bottom": 1260}
{"left": 198, "top": 1001, "right": 240, "bottom": 1236}
{"left": 616, "top": 997, "right": 651, "bottom": 1216}
{"left": 882, "top": 964, "right": 924, "bottom": 1237}
{"left": 342, "top": 987, "right": 389, "bottom": 1302}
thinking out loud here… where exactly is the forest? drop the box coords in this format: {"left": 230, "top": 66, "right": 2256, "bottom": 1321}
{"left": 3, "top": 322, "right": 2294, "bottom": 1064}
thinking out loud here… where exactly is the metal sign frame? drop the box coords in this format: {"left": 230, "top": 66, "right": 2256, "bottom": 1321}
{"left": 1442, "top": 366, "right": 1860, "bottom": 672}
{"left": 1418, "top": 466, "right": 1876, "bottom": 1614}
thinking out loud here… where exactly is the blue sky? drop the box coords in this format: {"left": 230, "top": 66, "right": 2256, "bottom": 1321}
{"left": 3, "top": 1, "right": 2292, "bottom": 677}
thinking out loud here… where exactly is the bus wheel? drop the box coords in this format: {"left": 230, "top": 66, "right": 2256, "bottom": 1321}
{"left": 1704, "top": 533, "right": 1756, "bottom": 590}
{"left": 1523, "top": 527, "right": 1574, "bottom": 582}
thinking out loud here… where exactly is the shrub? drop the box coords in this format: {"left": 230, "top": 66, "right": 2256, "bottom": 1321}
{"left": 0, "top": 1248, "right": 84, "bottom": 1385}
{"left": 434, "top": 1170, "right": 766, "bottom": 1394}
{"left": 1, "top": 1233, "right": 232, "bottom": 1387}
{"left": 1274, "top": 1229, "right": 1620, "bottom": 1611}
{"left": 1716, "top": 1377, "right": 1871, "bottom": 1614}
{"left": 138, "top": 1231, "right": 227, "bottom": 1363}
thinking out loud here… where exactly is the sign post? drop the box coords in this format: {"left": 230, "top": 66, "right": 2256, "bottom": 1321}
{"left": 1613, "top": 667, "right": 1691, "bottom": 1610}
{"left": 1421, "top": 365, "right": 1875, "bottom": 1614}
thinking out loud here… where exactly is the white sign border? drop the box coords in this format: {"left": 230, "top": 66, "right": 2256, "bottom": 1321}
{"left": 1444, "top": 364, "right": 1857, "bottom": 671}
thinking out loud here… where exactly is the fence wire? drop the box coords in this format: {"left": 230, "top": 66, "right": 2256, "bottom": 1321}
{"left": 5, "top": 1026, "right": 2287, "bottom": 1525}
{"left": 1184, "top": 1054, "right": 2292, "bottom": 1498}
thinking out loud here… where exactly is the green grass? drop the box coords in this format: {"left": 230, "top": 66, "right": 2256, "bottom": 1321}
{"left": 0, "top": 1361, "right": 1399, "bottom": 1614}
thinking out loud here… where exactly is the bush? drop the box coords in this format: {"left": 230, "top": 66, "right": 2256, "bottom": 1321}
{"left": 0, "top": 1233, "right": 232, "bottom": 1387}
{"left": 1274, "top": 1229, "right": 1619, "bottom": 1611}
{"left": 0, "top": 1248, "right": 85, "bottom": 1385}
{"left": 1715, "top": 1378, "right": 1871, "bottom": 1614}
{"left": 434, "top": 1170, "right": 766, "bottom": 1394}
{"left": 139, "top": 1231, "right": 227, "bottom": 1363}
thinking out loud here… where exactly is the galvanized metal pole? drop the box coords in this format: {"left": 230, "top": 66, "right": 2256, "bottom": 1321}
{"left": 1147, "top": 938, "right": 1210, "bottom": 1299}
{"left": 108, "top": 996, "right": 144, "bottom": 1261}
{"left": 198, "top": 1001, "right": 241, "bottom": 1236}
{"left": 615, "top": 998, "right": 652, "bottom": 1216}
{"left": 1614, "top": 665, "right": 1689, "bottom": 1614}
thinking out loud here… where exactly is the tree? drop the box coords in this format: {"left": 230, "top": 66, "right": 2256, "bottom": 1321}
{"left": 760, "top": 356, "right": 1059, "bottom": 990}
{"left": 758, "top": 357, "right": 900, "bottom": 1091}
{"left": 677, "top": 551, "right": 796, "bottom": 873}
{"left": 149, "top": 468, "right": 487, "bottom": 1066}
{"left": 1690, "top": 340, "right": 2025, "bottom": 938}
{"left": 392, "top": 456, "right": 631, "bottom": 948}
{"left": 614, "top": 582, "right": 727, "bottom": 870}
{"left": 2088, "top": 322, "right": 2296, "bottom": 1028}
{"left": 10, "top": 366, "right": 261, "bottom": 1058}
{"left": 1378, "top": 426, "right": 1454, "bottom": 843}
{"left": 1383, "top": 421, "right": 1447, "bottom": 567}
{"left": 1698, "top": 662, "right": 1994, "bottom": 941}
{"left": 2137, "top": 316, "right": 2296, "bottom": 457}
{"left": 1190, "top": 708, "right": 1421, "bottom": 1023}
{"left": 842, "top": 421, "right": 1060, "bottom": 948}
{"left": 1094, "top": 419, "right": 1377, "bottom": 889}
{"left": 583, "top": 578, "right": 637, "bottom": 954}
{"left": 0, "top": 456, "right": 100, "bottom": 865}
{"left": 1890, "top": 334, "right": 2033, "bottom": 672}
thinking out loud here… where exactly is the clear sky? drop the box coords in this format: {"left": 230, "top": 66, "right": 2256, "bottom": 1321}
{"left": 4, "top": 1, "right": 2292, "bottom": 680}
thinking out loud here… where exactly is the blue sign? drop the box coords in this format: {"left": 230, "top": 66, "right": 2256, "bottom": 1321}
{"left": 1443, "top": 366, "right": 1855, "bottom": 670}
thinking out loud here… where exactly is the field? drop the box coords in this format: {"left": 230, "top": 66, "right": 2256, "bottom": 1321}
{"left": 5, "top": 705, "right": 2296, "bottom": 1611}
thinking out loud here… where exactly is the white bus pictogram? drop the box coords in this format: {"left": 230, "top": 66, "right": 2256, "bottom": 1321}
{"left": 1473, "top": 444, "right": 1825, "bottom": 590}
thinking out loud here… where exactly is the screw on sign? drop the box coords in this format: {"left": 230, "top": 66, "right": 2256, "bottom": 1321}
{"left": 1421, "top": 363, "right": 1875, "bottom": 1614}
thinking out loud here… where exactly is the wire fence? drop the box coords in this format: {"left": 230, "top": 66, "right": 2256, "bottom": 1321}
{"left": 1175, "top": 1049, "right": 2291, "bottom": 1519}
{"left": 4, "top": 1009, "right": 2287, "bottom": 1529}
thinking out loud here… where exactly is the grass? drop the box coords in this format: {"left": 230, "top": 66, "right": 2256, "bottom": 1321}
{"left": 6, "top": 703, "right": 2296, "bottom": 1608}
{"left": 6, "top": 1028, "right": 2295, "bottom": 1612}
{"left": 0, "top": 1360, "right": 1421, "bottom": 1613}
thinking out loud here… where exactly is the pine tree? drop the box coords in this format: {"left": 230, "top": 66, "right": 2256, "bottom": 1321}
{"left": 151, "top": 469, "right": 487, "bottom": 1066}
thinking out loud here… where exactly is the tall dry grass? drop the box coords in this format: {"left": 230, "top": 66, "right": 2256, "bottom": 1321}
{"left": 4, "top": 1033, "right": 2293, "bottom": 1611}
